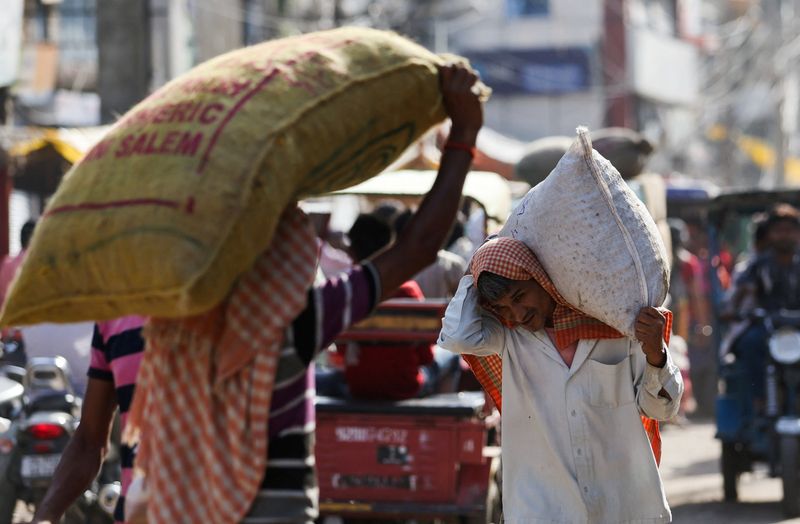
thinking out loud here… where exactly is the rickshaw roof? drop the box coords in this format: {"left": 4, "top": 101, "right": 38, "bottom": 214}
{"left": 335, "top": 169, "right": 512, "bottom": 222}
{"left": 711, "top": 188, "right": 800, "bottom": 215}
{"left": 664, "top": 175, "right": 719, "bottom": 222}
{"left": 696, "top": 188, "right": 800, "bottom": 234}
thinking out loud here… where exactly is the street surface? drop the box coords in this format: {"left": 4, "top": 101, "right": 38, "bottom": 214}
{"left": 10, "top": 421, "right": 798, "bottom": 523}
{"left": 663, "top": 421, "right": 800, "bottom": 523}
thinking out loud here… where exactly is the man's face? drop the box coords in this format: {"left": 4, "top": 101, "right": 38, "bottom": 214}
{"left": 481, "top": 279, "right": 556, "bottom": 332}
{"left": 769, "top": 220, "right": 800, "bottom": 254}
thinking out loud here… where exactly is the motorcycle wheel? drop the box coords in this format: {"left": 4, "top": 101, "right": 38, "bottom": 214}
{"left": 782, "top": 436, "right": 800, "bottom": 517}
{"left": 722, "top": 442, "right": 741, "bottom": 502}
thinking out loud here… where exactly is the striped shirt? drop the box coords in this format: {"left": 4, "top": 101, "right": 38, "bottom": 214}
{"left": 244, "top": 262, "right": 379, "bottom": 523}
{"left": 87, "top": 315, "right": 147, "bottom": 524}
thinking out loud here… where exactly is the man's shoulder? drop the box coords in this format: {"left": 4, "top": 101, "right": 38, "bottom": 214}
{"left": 88, "top": 317, "right": 145, "bottom": 383}
{"left": 752, "top": 252, "right": 800, "bottom": 275}
{"left": 97, "top": 315, "right": 147, "bottom": 341}
{"left": 739, "top": 253, "right": 773, "bottom": 275}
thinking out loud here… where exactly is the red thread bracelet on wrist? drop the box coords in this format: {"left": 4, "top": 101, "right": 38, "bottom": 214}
{"left": 444, "top": 140, "right": 477, "bottom": 158}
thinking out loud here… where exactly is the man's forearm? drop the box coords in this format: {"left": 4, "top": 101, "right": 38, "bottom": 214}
{"left": 32, "top": 435, "right": 104, "bottom": 522}
{"left": 375, "top": 127, "right": 477, "bottom": 298}
{"left": 372, "top": 63, "right": 483, "bottom": 299}
{"left": 403, "top": 146, "right": 473, "bottom": 253}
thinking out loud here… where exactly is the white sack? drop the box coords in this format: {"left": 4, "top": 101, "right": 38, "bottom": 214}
{"left": 499, "top": 127, "right": 670, "bottom": 337}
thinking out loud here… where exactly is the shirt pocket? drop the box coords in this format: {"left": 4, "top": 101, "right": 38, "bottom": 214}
{"left": 587, "top": 356, "right": 636, "bottom": 408}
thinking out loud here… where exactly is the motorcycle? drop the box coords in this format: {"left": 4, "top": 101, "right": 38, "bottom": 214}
{"left": 0, "top": 357, "right": 117, "bottom": 524}
{"left": 717, "top": 308, "right": 800, "bottom": 516}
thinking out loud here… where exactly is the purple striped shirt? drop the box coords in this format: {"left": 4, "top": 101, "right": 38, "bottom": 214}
{"left": 244, "top": 262, "right": 379, "bottom": 522}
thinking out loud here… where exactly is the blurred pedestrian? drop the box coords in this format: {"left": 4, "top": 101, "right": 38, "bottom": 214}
{"left": 394, "top": 209, "right": 468, "bottom": 300}
{"left": 446, "top": 210, "right": 476, "bottom": 262}
{"left": 724, "top": 204, "right": 800, "bottom": 417}
{"left": 318, "top": 212, "right": 446, "bottom": 401}
{"left": 667, "top": 219, "right": 701, "bottom": 421}
{"left": 683, "top": 219, "right": 720, "bottom": 417}
{"left": 0, "top": 220, "right": 36, "bottom": 307}
{"left": 30, "top": 316, "right": 145, "bottom": 524}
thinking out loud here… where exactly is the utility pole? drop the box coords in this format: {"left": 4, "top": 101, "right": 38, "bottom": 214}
{"left": 763, "top": 0, "right": 786, "bottom": 187}
{"left": 602, "top": 0, "right": 634, "bottom": 128}
{"left": 97, "top": 0, "right": 152, "bottom": 123}
{"left": 0, "top": 87, "right": 8, "bottom": 125}
{"left": 333, "top": 0, "right": 344, "bottom": 27}
{"left": 720, "top": 107, "right": 739, "bottom": 187}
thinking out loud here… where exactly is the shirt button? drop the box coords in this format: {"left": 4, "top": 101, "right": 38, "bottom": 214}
{"left": 584, "top": 486, "right": 589, "bottom": 493}
{"left": 571, "top": 410, "right": 577, "bottom": 417}
{"left": 577, "top": 448, "right": 582, "bottom": 455}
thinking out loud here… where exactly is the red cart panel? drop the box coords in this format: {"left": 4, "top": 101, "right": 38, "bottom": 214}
{"left": 317, "top": 412, "right": 484, "bottom": 503}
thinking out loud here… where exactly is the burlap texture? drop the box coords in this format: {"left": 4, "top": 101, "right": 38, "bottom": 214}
{"left": 2, "top": 27, "right": 453, "bottom": 325}
{"left": 500, "top": 127, "right": 670, "bottom": 337}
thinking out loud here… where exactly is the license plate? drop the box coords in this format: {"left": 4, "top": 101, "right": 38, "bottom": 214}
{"left": 21, "top": 454, "right": 61, "bottom": 479}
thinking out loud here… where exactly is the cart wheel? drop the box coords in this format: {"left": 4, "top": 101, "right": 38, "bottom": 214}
{"left": 722, "top": 442, "right": 740, "bottom": 502}
{"left": 782, "top": 436, "right": 800, "bottom": 517}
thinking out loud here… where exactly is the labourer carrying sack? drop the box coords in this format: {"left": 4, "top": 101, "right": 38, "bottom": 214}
{"left": 0, "top": 27, "right": 489, "bottom": 328}
{"left": 121, "top": 62, "right": 484, "bottom": 524}
{"left": 438, "top": 129, "right": 683, "bottom": 524}
{"left": 439, "top": 238, "right": 683, "bottom": 524}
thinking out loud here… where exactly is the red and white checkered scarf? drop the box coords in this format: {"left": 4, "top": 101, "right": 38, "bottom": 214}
{"left": 125, "top": 206, "right": 318, "bottom": 523}
{"left": 463, "top": 237, "right": 667, "bottom": 464}
{"left": 471, "top": 237, "right": 624, "bottom": 348}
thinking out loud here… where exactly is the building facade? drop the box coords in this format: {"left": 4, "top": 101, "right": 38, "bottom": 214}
{"left": 447, "top": 0, "right": 701, "bottom": 156}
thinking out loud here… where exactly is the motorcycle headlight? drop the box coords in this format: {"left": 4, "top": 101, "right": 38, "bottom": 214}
{"left": 98, "top": 482, "right": 121, "bottom": 515}
{"left": 770, "top": 329, "right": 800, "bottom": 364}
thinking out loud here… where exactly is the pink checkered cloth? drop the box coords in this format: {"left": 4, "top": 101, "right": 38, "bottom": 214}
{"left": 125, "top": 206, "right": 318, "bottom": 524}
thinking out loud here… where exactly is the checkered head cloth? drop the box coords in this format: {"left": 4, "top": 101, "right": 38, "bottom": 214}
{"left": 125, "top": 206, "right": 319, "bottom": 524}
{"left": 470, "top": 237, "right": 623, "bottom": 349}
{"left": 464, "top": 236, "right": 668, "bottom": 465}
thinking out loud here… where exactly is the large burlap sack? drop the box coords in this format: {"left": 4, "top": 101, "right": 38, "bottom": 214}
{"left": 2, "top": 27, "right": 466, "bottom": 326}
{"left": 515, "top": 128, "right": 653, "bottom": 186}
{"left": 592, "top": 127, "right": 654, "bottom": 179}
{"left": 627, "top": 172, "right": 667, "bottom": 223}
{"left": 500, "top": 127, "right": 669, "bottom": 337}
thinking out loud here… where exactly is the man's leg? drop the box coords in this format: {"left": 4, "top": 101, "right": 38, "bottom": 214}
{"left": 732, "top": 323, "right": 770, "bottom": 416}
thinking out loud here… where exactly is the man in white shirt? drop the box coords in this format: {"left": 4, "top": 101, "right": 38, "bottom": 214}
{"left": 439, "top": 237, "right": 683, "bottom": 524}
